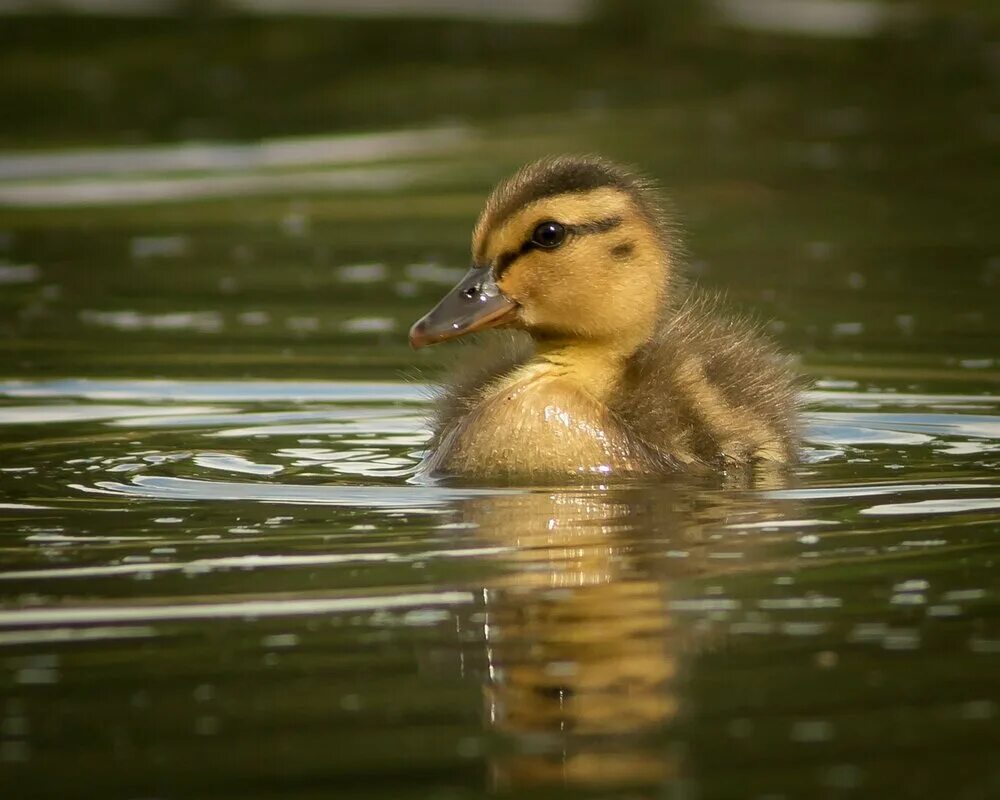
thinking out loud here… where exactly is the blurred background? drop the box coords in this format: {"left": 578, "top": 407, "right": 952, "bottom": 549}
{"left": 0, "top": 0, "right": 996, "bottom": 385}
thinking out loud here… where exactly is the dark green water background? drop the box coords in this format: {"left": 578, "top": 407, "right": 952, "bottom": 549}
{"left": 1, "top": 5, "right": 998, "bottom": 799}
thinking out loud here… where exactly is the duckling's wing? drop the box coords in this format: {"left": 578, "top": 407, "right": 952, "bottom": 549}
{"left": 613, "top": 291, "right": 800, "bottom": 467}
{"left": 427, "top": 330, "right": 533, "bottom": 445}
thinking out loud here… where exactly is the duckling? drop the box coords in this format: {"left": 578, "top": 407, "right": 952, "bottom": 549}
{"left": 409, "top": 155, "right": 799, "bottom": 481}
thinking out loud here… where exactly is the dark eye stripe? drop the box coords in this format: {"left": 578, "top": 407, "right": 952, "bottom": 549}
{"left": 567, "top": 216, "right": 623, "bottom": 236}
{"left": 495, "top": 245, "right": 528, "bottom": 277}
{"left": 493, "top": 216, "right": 624, "bottom": 278}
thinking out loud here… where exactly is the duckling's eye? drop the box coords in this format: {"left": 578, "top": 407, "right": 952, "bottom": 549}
{"left": 531, "top": 221, "right": 566, "bottom": 249}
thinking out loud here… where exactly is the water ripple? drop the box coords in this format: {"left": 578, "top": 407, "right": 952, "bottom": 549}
{"left": 0, "top": 590, "right": 475, "bottom": 628}
{"left": 73, "top": 474, "right": 516, "bottom": 509}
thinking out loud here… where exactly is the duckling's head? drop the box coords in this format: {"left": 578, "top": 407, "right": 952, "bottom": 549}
{"left": 410, "top": 156, "right": 675, "bottom": 353}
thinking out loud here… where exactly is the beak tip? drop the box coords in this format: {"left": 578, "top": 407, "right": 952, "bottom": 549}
{"left": 408, "top": 320, "right": 429, "bottom": 350}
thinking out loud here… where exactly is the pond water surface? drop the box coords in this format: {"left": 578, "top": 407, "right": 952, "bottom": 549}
{"left": 2, "top": 9, "right": 1000, "bottom": 800}
{"left": 2, "top": 375, "right": 998, "bottom": 798}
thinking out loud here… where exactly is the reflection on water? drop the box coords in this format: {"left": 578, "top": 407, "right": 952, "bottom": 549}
{"left": 467, "top": 490, "right": 683, "bottom": 789}
{"left": 1, "top": 380, "right": 998, "bottom": 796}
{"left": 465, "top": 485, "right": 793, "bottom": 790}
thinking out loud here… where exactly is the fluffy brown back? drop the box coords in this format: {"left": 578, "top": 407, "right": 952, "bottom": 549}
{"left": 612, "top": 290, "right": 800, "bottom": 468}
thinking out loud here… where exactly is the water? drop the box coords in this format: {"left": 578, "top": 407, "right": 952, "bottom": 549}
{"left": 2, "top": 6, "right": 1000, "bottom": 799}
{"left": 1, "top": 378, "right": 998, "bottom": 797}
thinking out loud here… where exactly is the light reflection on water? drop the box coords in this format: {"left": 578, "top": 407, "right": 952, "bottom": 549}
{"left": 1, "top": 378, "right": 999, "bottom": 795}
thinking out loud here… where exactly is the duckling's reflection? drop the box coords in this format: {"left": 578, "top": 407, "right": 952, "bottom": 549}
{"left": 446, "top": 475, "right": 799, "bottom": 791}
{"left": 455, "top": 487, "right": 696, "bottom": 790}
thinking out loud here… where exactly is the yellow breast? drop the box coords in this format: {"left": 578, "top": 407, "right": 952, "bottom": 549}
{"left": 424, "top": 372, "right": 648, "bottom": 481}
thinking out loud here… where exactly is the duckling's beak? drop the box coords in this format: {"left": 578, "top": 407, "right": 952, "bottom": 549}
{"left": 409, "top": 265, "right": 517, "bottom": 349}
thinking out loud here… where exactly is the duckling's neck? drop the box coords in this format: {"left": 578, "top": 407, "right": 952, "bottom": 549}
{"left": 523, "top": 337, "right": 634, "bottom": 401}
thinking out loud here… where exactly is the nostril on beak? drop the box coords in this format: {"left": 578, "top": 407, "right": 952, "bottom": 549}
{"left": 461, "top": 285, "right": 479, "bottom": 300}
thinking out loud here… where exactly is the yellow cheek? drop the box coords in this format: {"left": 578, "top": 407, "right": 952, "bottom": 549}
{"left": 496, "top": 256, "right": 541, "bottom": 302}
{"left": 495, "top": 270, "right": 521, "bottom": 300}
{"left": 500, "top": 252, "right": 582, "bottom": 310}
